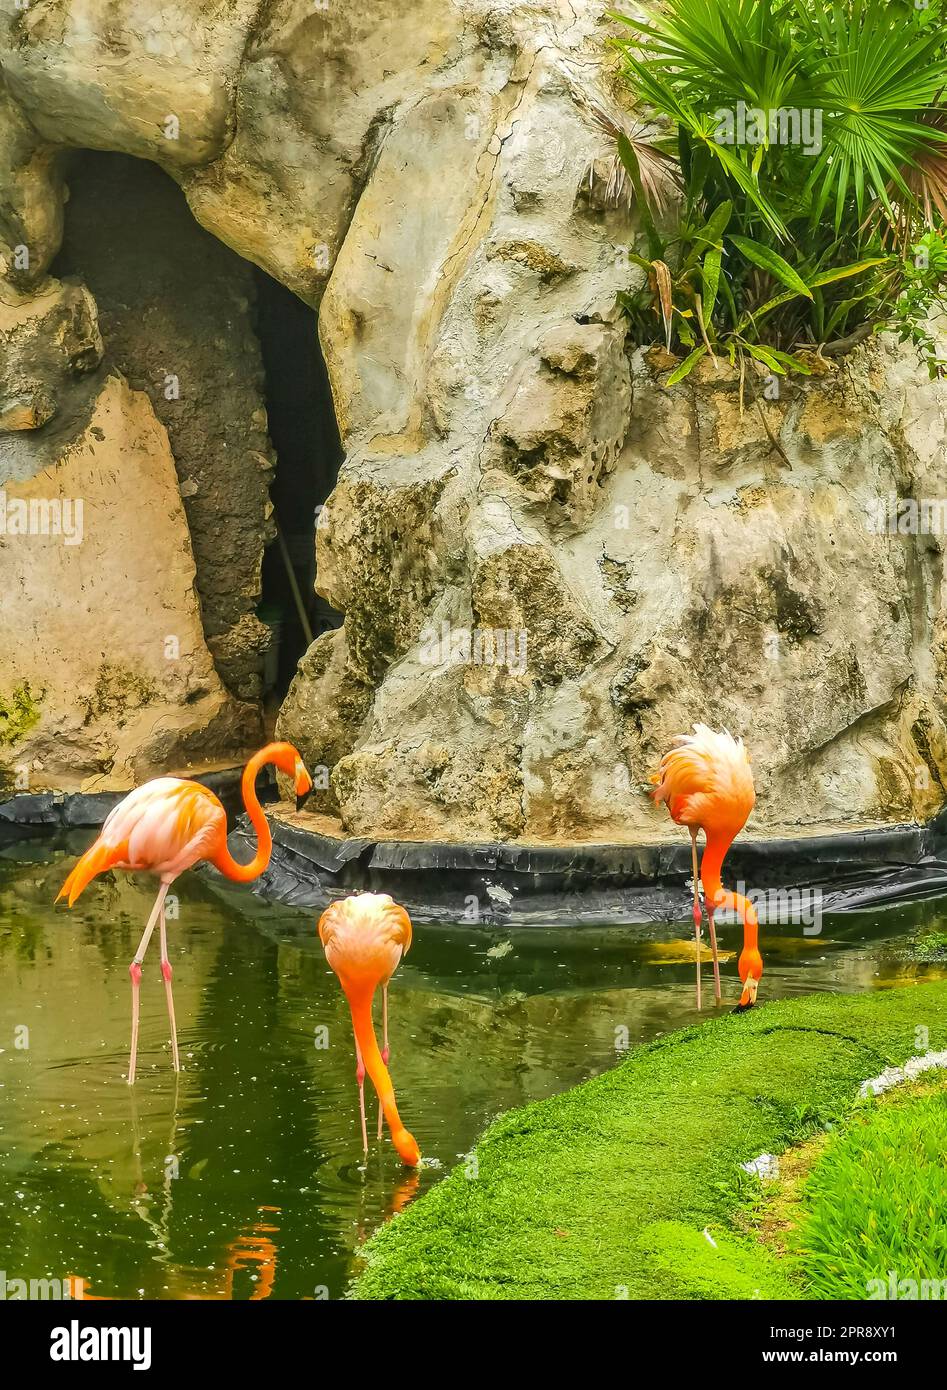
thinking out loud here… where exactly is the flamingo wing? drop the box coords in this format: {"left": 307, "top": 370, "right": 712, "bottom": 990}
{"left": 651, "top": 724, "right": 755, "bottom": 829}
{"left": 318, "top": 893, "right": 412, "bottom": 983}
{"left": 57, "top": 779, "right": 225, "bottom": 906}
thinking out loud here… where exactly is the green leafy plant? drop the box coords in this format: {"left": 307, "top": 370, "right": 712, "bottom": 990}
{"left": 794, "top": 1087, "right": 947, "bottom": 1300}
{"left": 611, "top": 0, "right": 947, "bottom": 380}
{"left": 889, "top": 230, "right": 947, "bottom": 375}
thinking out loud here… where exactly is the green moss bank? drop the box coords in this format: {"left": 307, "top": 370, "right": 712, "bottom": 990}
{"left": 351, "top": 983, "right": 947, "bottom": 1300}
{"left": 795, "top": 1085, "right": 947, "bottom": 1299}
{"left": 0, "top": 681, "right": 43, "bottom": 748}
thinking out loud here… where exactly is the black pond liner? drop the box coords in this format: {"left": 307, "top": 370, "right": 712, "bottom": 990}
{"left": 232, "top": 805, "right": 947, "bottom": 925}
{"left": 4, "top": 785, "right": 947, "bottom": 926}
{"left": 0, "top": 770, "right": 256, "bottom": 836}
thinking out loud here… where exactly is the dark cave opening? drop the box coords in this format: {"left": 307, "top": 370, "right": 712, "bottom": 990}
{"left": 252, "top": 270, "right": 343, "bottom": 709}
{"left": 51, "top": 149, "right": 343, "bottom": 717}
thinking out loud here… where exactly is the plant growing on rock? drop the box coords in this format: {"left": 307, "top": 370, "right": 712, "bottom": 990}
{"left": 610, "top": 0, "right": 947, "bottom": 379}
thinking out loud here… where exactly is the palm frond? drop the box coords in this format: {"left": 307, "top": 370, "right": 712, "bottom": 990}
{"left": 586, "top": 102, "right": 682, "bottom": 213}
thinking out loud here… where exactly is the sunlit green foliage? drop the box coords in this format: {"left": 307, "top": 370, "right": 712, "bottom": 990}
{"left": 352, "top": 983, "right": 947, "bottom": 1299}
{"left": 795, "top": 1088, "right": 947, "bottom": 1299}
{"left": 610, "top": 0, "right": 947, "bottom": 378}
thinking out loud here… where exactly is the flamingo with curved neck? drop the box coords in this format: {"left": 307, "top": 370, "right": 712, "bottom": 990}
{"left": 57, "top": 742, "right": 313, "bottom": 1082}
{"left": 651, "top": 724, "right": 761, "bottom": 1011}
{"left": 318, "top": 893, "right": 421, "bottom": 1167}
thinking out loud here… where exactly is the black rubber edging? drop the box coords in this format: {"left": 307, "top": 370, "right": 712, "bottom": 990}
{"left": 4, "top": 783, "right": 947, "bottom": 926}
{"left": 236, "top": 805, "right": 947, "bottom": 924}
{"left": 0, "top": 769, "right": 254, "bottom": 833}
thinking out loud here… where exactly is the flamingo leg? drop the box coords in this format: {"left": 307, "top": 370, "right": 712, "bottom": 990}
{"left": 377, "top": 984, "right": 389, "bottom": 1140}
{"left": 693, "top": 915, "right": 702, "bottom": 1011}
{"left": 128, "top": 883, "right": 169, "bottom": 1086}
{"left": 690, "top": 830, "right": 702, "bottom": 1011}
{"left": 354, "top": 1036, "right": 368, "bottom": 1156}
{"left": 159, "top": 906, "right": 181, "bottom": 1073}
{"left": 689, "top": 829, "right": 702, "bottom": 929}
{"left": 707, "top": 904, "right": 722, "bottom": 1005}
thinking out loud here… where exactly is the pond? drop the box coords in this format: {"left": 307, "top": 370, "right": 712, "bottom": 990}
{"left": 1, "top": 838, "right": 945, "bottom": 1300}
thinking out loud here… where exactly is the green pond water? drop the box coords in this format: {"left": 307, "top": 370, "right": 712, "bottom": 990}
{"left": 1, "top": 837, "right": 946, "bottom": 1300}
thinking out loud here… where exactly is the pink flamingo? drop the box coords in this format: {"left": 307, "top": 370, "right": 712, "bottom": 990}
{"left": 651, "top": 724, "right": 761, "bottom": 1010}
{"left": 57, "top": 742, "right": 312, "bottom": 1083}
{"left": 317, "top": 893, "right": 420, "bottom": 1166}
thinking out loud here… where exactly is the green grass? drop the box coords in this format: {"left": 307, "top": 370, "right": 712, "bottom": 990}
{"left": 350, "top": 983, "right": 947, "bottom": 1300}
{"left": 911, "top": 931, "right": 947, "bottom": 962}
{"left": 795, "top": 1087, "right": 947, "bottom": 1300}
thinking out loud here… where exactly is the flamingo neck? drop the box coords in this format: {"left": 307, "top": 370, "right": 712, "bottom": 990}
{"left": 212, "top": 747, "right": 275, "bottom": 884}
{"left": 345, "top": 979, "right": 420, "bottom": 1166}
{"left": 700, "top": 828, "right": 758, "bottom": 951}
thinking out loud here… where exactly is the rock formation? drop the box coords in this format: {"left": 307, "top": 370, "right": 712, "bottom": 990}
{"left": 0, "top": 373, "right": 259, "bottom": 790}
{"left": 2, "top": 1, "right": 946, "bottom": 838}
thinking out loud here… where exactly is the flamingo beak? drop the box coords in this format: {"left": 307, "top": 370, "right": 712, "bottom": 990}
{"left": 294, "top": 760, "right": 314, "bottom": 812}
{"left": 733, "top": 976, "right": 759, "bottom": 1013}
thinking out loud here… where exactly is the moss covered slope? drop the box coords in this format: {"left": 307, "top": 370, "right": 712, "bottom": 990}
{"left": 795, "top": 1084, "right": 947, "bottom": 1299}
{"left": 351, "top": 984, "right": 947, "bottom": 1300}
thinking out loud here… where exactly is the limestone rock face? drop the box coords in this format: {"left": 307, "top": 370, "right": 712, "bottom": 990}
{"left": 2, "top": 1, "right": 947, "bottom": 840}
{"left": 309, "top": 335, "right": 947, "bottom": 842}
{"left": 0, "top": 277, "right": 102, "bottom": 433}
{"left": 313, "top": 470, "right": 458, "bottom": 686}
{"left": 0, "top": 71, "right": 64, "bottom": 291}
{"left": 488, "top": 321, "right": 632, "bottom": 526}
{"left": 276, "top": 628, "right": 373, "bottom": 818}
{"left": 596, "top": 350, "right": 947, "bottom": 837}
{"left": 0, "top": 376, "right": 259, "bottom": 792}
{"left": 0, "top": 1, "right": 256, "bottom": 169}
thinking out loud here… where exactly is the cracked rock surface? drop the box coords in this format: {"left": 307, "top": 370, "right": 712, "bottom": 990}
{"left": 2, "top": 2, "right": 947, "bottom": 836}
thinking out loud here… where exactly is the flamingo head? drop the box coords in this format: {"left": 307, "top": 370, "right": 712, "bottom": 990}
{"left": 735, "top": 946, "right": 763, "bottom": 1011}
{"left": 269, "top": 742, "right": 314, "bottom": 808}
{"left": 392, "top": 1127, "right": 422, "bottom": 1167}
{"left": 294, "top": 760, "right": 314, "bottom": 811}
